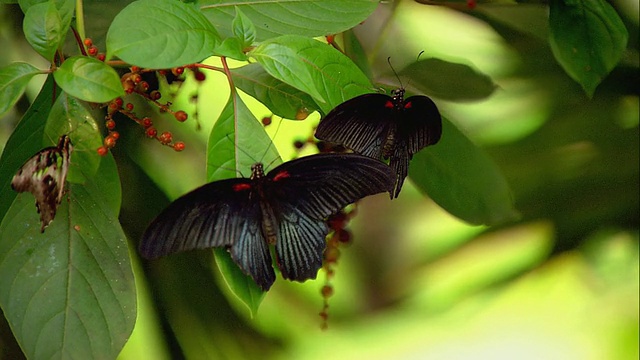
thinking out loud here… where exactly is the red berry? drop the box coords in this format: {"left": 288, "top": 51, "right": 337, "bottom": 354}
{"left": 125, "top": 103, "right": 134, "bottom": 111}
{"left": 97, "top": 53, "right": 106, "bottom": 62}
{"left": 83, "top": 38, "right": 93, "bottom": 47}
{"left": 146, "top": 127, "right": 157, "bottom": 138}
{"left": 296, "top": 107, "right": 310, "bottom": 120}
{"left": 159, "top": 131, "right": 172, "bottom": 144}
{"left": 174, "top": 111, "right": 188, "bottom": 122}
{"left": 321, "top": 285, "right": 334, "bottom": 298}
{"left": 142, "top": 117, "right": 153, "bottom": 128}
{"left": 122, "top": 79, "right": 135, "bottom": 94}
{"left": 336, "top": 229, "right": 351, "bottom": 244}
{"left": 137, "top": 81, "right": 149, "bottom": 92}
{"left": 114, "top": 97, "right": 123, "bottom": 107}
{"left": 131, "top": 74, "right": 142, "bottom": 84}
{"left": 110, "top": 131, "right": 120, "bottom": 140}
{"left": 97, "top": 146, "right": 108, "bottom": 156}
{"left": 467, "top": 0, "right": 476, "bottom": 9}
{"left": 262, "top": 116, "right": 272, "bottom": 126}
{"left": 194, "top": 70, "right": 206, "bottom": 82}
{"left": 150, "top": 90, "right": 162, "bottom": 100}
{"left": 173, "top": 141, "right": 185, "bottom": 152}
{"left": 326, "top": 35, "right": 335, "bottom": 44}
{"left": 172, "top": 67, "right": 184, "bottom": 76}
{"left": 324, "top": 247, "right": 340, "bottom": 263}
{"left": 131, "top": 66, "right": 140, "bottom": 72}
{"left": 104, "top": 136, "right": 116, "bottom": 148}
{"left": 105, "top": 119, "right": 116, "bottom": 130}
{"left": 293, "top": 140, "right": 305, "bottom": 149}
{"left": 87, "top": 46, "right": 98, "bottom": 56}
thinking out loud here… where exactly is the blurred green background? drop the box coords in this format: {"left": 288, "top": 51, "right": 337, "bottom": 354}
{"left": 1, "top": 1, "right": 638, "bottom": 359}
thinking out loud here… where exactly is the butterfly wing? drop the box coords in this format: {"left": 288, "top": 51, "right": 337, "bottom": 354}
{"left": 401, "top": 95, "right": 442, "bottom": 155}
{"left": 265, "top": 153, "right": 395, "bottom": 282}
{"left": 11, "top": 135, "right": 72, "bottom": 232}
{"left": 140, "top": 177, "right": 277, "bottom": 290}
{"left": 315, "top": 94, "right": 394, "bottom": 159}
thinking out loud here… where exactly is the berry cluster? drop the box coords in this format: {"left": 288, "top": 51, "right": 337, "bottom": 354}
{"left": 82, "top": 38, "right": 106, "bottom": 62}
{"left": 96, "top": 61, "right": 198, "bottom": 156}
{"left": 319, "top": 207, "right": 356, "bottom": 329}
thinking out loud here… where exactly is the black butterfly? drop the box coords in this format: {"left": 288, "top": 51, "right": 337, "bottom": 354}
{"left": 139, "top": 153, "right": 395, "bottom": 291}
{"left": 315, "top": 88, "right": 442, "bottom": 198}
{"left": 11, "top": 135, "right": 73, "bottom": 232}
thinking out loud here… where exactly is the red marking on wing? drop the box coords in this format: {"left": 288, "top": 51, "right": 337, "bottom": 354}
{"left": 404, "top": 101, "right": 413, "bottom": 109}
{"left": 233, "top": 183, "right": 251, "bottom": 191}
{"left": 384, "top": 100, "right": 394, "bottom": 109}
{"left": 273, "top": 170, "right": 290, "bottom": 182}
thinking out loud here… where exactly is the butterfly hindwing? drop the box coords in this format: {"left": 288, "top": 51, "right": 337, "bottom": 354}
{"left": 140, "top": 178, "right": 256, "bottom": 258}
{"left": 11, "top": 135, "right": 72, "bottom": 232}
{"left": 228, "top": 209, "right": 276, "bottom": 290}
{"left": 274, "top": 204, "right": 328, "bottom": 282}
{"left": 316, "top": 94, "right": 394, "bottom": 159}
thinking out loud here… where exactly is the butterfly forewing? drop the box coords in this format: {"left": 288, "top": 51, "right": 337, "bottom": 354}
{"left": 316, "top": 94, "right": 394, "bottom": 159}
{"left": 401, "top": 95, "right": 442, "bottom": 154}
{"left": 139, "top": 178, "right": 254, "bottom": 259}
{"left": 11, "top": 135, "right": 73, "bottom": 232}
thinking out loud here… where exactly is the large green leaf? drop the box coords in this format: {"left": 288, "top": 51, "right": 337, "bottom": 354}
{"left": 250, "top": 35, "right": 373, "bottom": 113}
{"left": 399, "top": 58, "right": 497, "bottom": 101}
{"left": 199, "top": 0, "right": 377, "bottom": 41}
{"left": 410, "top": 119, "right": 520, "bottom": 225}
{"left": 0, "top": 62, "right": 41, "bottom": 117}
{"left": 549, "top": 0, "right": 628, "bottom": 97}
{"left": 106, "top": 0, "right": 220, "bottom": 68}
{"left": 22, "top": 1, "right": 64, "bottom": 61}
{"left": 53, "top": 56, "right": 124, "bottom": 103}
{"left": 232, "top": 63, "right": 319, "bottom": 120}
{"left": 0, "top": 153, "right": 135, "bottom": 359}
{"left": 206, "top": 93, "right": 280, "bottom": 315}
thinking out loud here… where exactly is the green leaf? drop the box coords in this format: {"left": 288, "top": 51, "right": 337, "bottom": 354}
{"left": 549, "top": 0, "right": 628, "bottom": 97}
{"left": 212, "top": 37, "right": 249, "bottom": 61}
{"left": 0, "top": 153, "right": 135, "bottom": 360}
{"left": 106, "top": 0, "right": 220, "bottom": 68}
{"left": 250, "top": 35, "right": 373, "bottom": 113}
{"left": 0, "top": 62, "right": 41, "bottom": 117}
{"left": 207, "top": 93, "right": 281, "bottom": 180}
{"left": 206, "top": 94, "right": 281, "bottom": 315}
{"left": 232, "top": 6, "right": 256, "bottom": 48}
{"left": 0, "top": 76, "right": 55, "bottom": 224}
{"left": 44, "top": 93, "right": 103, "bottom": 184}
{"left": 22, "top": 0, "right": 64, "bottom": 61}
{"left": 232, "top": 63, "right": 319, "bottom": 120}
{"left": 213, "top": 248, "right": 266, "bottom": 317}
{"left": 19, "top": 0, "right": 75, "bottom": 36}
{"left": 199, "top": 0, "right": 378, "bottom": 41}
{"left": 53, "top": 56, "right": 124, "bottom": 103}
{"left": 399, "top": 58, "right": 497, "bottom": 101}
{"left": 410, "top": 119, "right": 520, "bottom": 225}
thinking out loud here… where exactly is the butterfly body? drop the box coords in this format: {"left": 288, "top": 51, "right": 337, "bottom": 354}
{"left": 11, "top": 135, "right": 73, "bottom": 232}
{"left": 315, "top": 88, "right": 442, "bottom": 198}
{"left": 140, "top": 153, "right": 395, "bottom": 291}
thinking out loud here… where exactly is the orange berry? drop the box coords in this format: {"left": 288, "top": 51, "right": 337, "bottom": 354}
{"left": 173, "top": 141, "right": 185, "bottom": 152}
{"left": 174, "top": 110, "right": 188, "bottom": 122}
{"left": 97, "top": 146, "right": 108, "bottom": 156}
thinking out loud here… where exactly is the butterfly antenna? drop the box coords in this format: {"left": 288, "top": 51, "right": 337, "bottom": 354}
{"left": 387, "top": 57, "right": 404, "bottom": 89}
